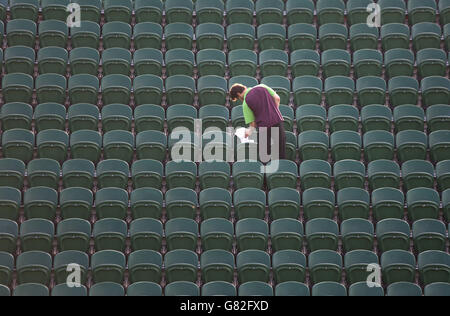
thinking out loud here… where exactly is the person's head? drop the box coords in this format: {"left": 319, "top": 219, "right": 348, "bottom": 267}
{"left": 229, "top": 84, "right": 247, "bottom": 102}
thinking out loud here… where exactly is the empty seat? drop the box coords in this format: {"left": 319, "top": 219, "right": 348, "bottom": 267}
{"left": 165, "top": 48, "right": 194, "bottom": 77}
{"left": 379, "top": 0, "right": 406, "bottom": 24}
{"left": 198, "top": 161, "right": 230, "bottom": 190}
{"left": 226, "top": 0, "right": 254, "bottom": 24}
{"left": 229, "top": 50, "right": 257, "bottom": 77}
{"left": 133, "top": 49, "right": 162, "bottom": 76}
{"left": 259, "top": 49, "right": 289, "bottom": 77}
{"left": 381, "top": 23, "right": 410, "bottom": 51}
{"left": 199, "top": 104, "right": 229, "bottom": 132}
{"left": 394, "top": 105, "right": 425, "bottom": 132}
{"left": 413, "top": 219, "right": 446, "bottom": 253}
{"left": 134, "top": 104, "right": 164, "bottom": 133}
{"left": 232, "top": 161, "right": 264, "bottom": 190}
{"left": 91, "top": 250, "right": 126, "bottom": 284}
{"left": 24, "top": 186, "right": 58, "bottom": 220}
{"left": 199, "top": 188, "right": 232, "bottom": 220}
{"left": 408, "top": 0, "right": 437, "bottom": 25}
{"left": 288, "top": 23, "right": 317, "bottom": 51}
{"left": 103, "top": 0, "right": 132, "bottom": 23}
{"left": 165, "top": 0, "right": 193, "bottom": 24}
{"left": 103, "top": 130, "right": 134, "bottom": 163}
{"left": 271, "top": 219, "right": 303, "bottom": 252}
{"left": 319, "top": 23, "right": 348, "bottom": 51}
{"left": 256, "top": 0, "right": 284, "bottom": 24}
{"left": 136, "top": 130, "right": 167, "bottom": 161}
{"left": 330, "top": 131, "right": 362, "bottom": 161}
{"left": 133, "top": 22, "right": 162, "bottom": 49}
{"left": 196, "top": 23, "right": 224, "bottom": 51}
{"left": 337, "top": 188, "right": 370, "bottom": 221}
{"left": 418, "top": 250, "right": 450, "bottom": 285}
{"left": 349, "top": 282, "right": 384, "bottom": 296}
{"left": 164, "top": 22, "right": 193, "bottom": 50}
{"left": 27, "top": 158, "right": 60, "bottom": 189}
{"left": 72, "top": 0, "right": 101, "bottom": 22}
{"left": 1, "top": 129, "right": 34, "bottom": 163}
{"left": 389, "top": 77, "right": 420, "bottom": 107}
{"left": 368, "top": 160, "right": 401, "bottom": 190}
{"left": 52, "top": 284, "right": 87, "bottom": 297}
{"left": 257, "top": 23, "right": 286, "bottom": 51}
{"left": 198, "top": 76, "right": 227, "bottom": 106}
{"left": 363, "top": 131, "right": 395, "bottom": 162}
{"left": 165, "top": 218, "right": 198, "bottom": 252}
{"left": 34, "top": 103, "right": 66, "bottom": 132}
{"left": 0, "top": 158, "right": 25, "bottom": 190}
{"left": 6, "top": 19, "right": 36, "bottom": 47}
{"left": 424, "top": 283, "right": 450, "bottom": 296}
{"left": 344, "top": 250, "right": 379, "bottom": 284}
{"left": 89, "top": 282, "right": 124, "bottom": 296}
{"left": 127, "top": 281, "right": 162, "bottom": 296}
{"left": 61, "top": 159, "right": 95, "bottom": 190}
{"left": 234, "top": 188, "right": 266, "bottom": 220}
{"left": 202, "top": 281, "right": 236, "bottom": 296}
{"left": 200, "top": 250, "right": 234, "bottom": 283}
{"left": 317, "top": 0, "right": 345, "bottom": 25}
{"left": 407, "top": 188, "right": 440, "bottom": 221}
{"left": 196, "top": 49, "right": 226, "bottom": 77}
{"left": 35, "top": 74, "right": 66, "bottom": 104}
{"left": 101, "top": 104, "right": 132, "bottom": 132}
{"left": 402, "top": 160, "right": 435, "bottom": 191}
{"left": 328, "top": 105, "right": 359, "bottom": 133}
{"left": 303, "top": 188, "right": 335, "bottom": 220}
{"left": 95, "top": 187, "right": 128, "bottom": 220}
{"left": 421, "top": 77, "right": 450, "bottom": 107}
{"left": 396, "top": 130, "right": 427, "bottom": 162}
{"left": 70, "top": 21, "right": 100, "bottom": 48}
{"left": 376, "top": 219, "right": 410, "bottom": 252}
{"left": 325, "top": 76, "right": 355, "bottom": 107}
{"left": 311, "top": 282, "right": 346, "bottom": 296}
{"left": 134, "top": 0, "right": 163, "bottom": 24}
{"left": 36, "top": 129, "right": 69, "bottom": 163}
{"left": 293, "top": 76, "right": 323, "bottom": 106}
{"left": 372, "top": 187, "right": 405, "bottom": 222}
{"left": 102, "top": 21, "right": 132, "bottom": 49}
{"left": 298, "top": 131, "right": 329, "bottom": 161}
{"left": 347, "top": 0, "right": 373, "bottom": 25}
{"left": 93, "top": 218, "right": 127, "bottom": 252}
{"left": 227, "top": 23, "right": 255, "bottom": 51}
{"left": 165, "top": 75, "right": 195, "bottom": 106}
{"left": 291, "top": 49, "right": 320, "bottom": 77}
{"left": 10, "top": 0, "right": 38, "bottom": 19}
{"left": 13, "top": 283, "right": 49, "bottom": 296}
{"left": 68, "top": 104, "right": 99, "bottom": 132}
{"left": 69, "top": 130, "right": 102, "bottom": 163}
{"left": 128, "top": 250, "right": 162, "bottom": 284}
{"left": 273, "top": 251, "right": 306, "bottom": 284}
{"left": 101, "top": 48, "right": 131, "bottom": 76}
{"left": 353, "top": 49, "right": 383, "bottom": 78}
{"left": 341, "top": 220, "right": 374, "bottom": 252}
{"left": 427, "top": 104, "right": 450, "bottom": 133}
{"left": 130, "top": 188, "right": 163, "bottom": 220}
{"left": 361, "top": 104, "right": 392, "bottom": 132}
{"left": 299, "top": 160, "right": 331, "bottom": 190}
{"left": 201, "top": 218, "right": 234, "bottom": 251}
{"left": 164, "top": 249, "right": 198, "bottom": 283}
{"left": 57, "top": 218, "right": 91, "bottom": 251}
{"left": 38, "top": 20, "right": 68, "bottom": 48}
{"left": 237, "top": 250, "right": 270, "bottom": 284}
{"left": 4, "top": 46, "right": 35, "bottom": 74}
{"left": 437, "top": 160, "right": 450, "bottom": 191}
{"left": 130, "top": 218, "right": 163, "bottom": 251}
{"left": 309, "top": 250, "right": 342, "bottom": 284}
{"left": 0, "top": 219, "right": 18, "bottom": 253}
{"left": 356, "top": 76, "right": 386, "bottom": 107}
{"left": 165, "top": 188, "right": 198, "bottom": 220}
{"left": 68, "top": 74, "right": 99, "bottom": 105}
{"left": 133, "top": 75, "right": 164, "bottom": 107}
{"left": 381, "top": 250, "right": 416, "bottom": 285}
{"left": 296, "top": 104, "right": 326, "bottom": 132}
{"left": 165, "top": 281, "right": 199, "bottom": 296}
{"left": 265, "top": 160, "right": 298, "bottom": 190}
{"left": 0, "top": 0, "right": 6, "bottom": 21}
{"left": 387, "top": 282, "right": 422, "bottom": 296}
{"left": 131, "top": 159, "right": 163, "bottom": 189}
{"left": 16, "top": 251, "right": 52, "bottom": 285}
{"left": 53, "top": 250, "right": 89, "bottom": 285}
{"left": 20, "top": 218, "right": 54, "bottom": 252}
{"left": 1, "top": 102, "right": 33, "bottom": 131}
{"left": 350, "top": 23, "right": 379, "bottom": 51}
{"left": 196, "top": 0, "right": 224, "bottom": 24}
{"left": 417, "top": 49, "right": 447, "bottom": 78}
{"left": 322, "top": 49, "right": 351, "bottom": 78}
{"left": 236, "top": 218, "right": 268, "bottom": 251}
{"left": 306, "top": 218, "right": 339, "bottom": 251}
{"left": 101, "top": 74, "right": 131, "bottom": 105}
{"left": 2, "top": 73, "right": 33, "bottom": 104}
{"left": 286, "top": 0, "right": 314, "bottom": 24}
{"left": 333, "top": 160, "right": 365, "bottom": 190}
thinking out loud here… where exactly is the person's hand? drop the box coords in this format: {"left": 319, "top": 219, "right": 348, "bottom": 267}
{"left": 245, "top": 127, "right": 253, "bottom": 138}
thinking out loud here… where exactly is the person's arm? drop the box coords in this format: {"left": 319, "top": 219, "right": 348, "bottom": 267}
{"left": 245, "top": 122, "right": 257, "bottom": 138}
{"left": 242, "top": 99, "right": 257, "bottom": 138}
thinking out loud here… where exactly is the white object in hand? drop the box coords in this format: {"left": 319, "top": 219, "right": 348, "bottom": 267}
{"left": 235, "top": 127, "right": 254, "bottom": 144}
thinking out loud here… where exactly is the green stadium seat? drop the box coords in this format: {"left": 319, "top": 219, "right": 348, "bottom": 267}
{"left": 70, "top": 21, "right": 100, "bottom": 49}
{"left": 417, "top": 49, "right": 447, "bottom": 78}
{"left": 226, "top": 23, "right": 255, "bottom": 51}
{"left": 273, "top": 251, "right": 306, "bottom": 288}
{"left": 133, "top": 49, "right": 162, "bottom": 76}
{"left": 52, "top": 284, "right": 87, "bottom": 297}
{"left": 368, "top": 160, "right": 401, "bottom": 190}
{"left": 317, "top": 0, "right": 345, "bottom": 25}
{"left": 350, "top": 23, "right": 379, "bottom": 51}
{"left": 41, "top": 0, "right": 69, "bottom": 21}
{"left": 27, "top": 158, "right": 60, "bottom": 189}
{"left": 328, "top": 105, "right": 359, "bottom": 133}
{"left": 302, "top": 188, "right": 336, "bottom": 220}
{"left": 38, "top": 20, "right": 68, "bottom": 48}
{"left": 131, "top": 159, "right": 163, "bottom": 189}
{"left": 341, "top": 220, "right": 374, "bottom": 252}
{"left": 319, "top": 23, "right": 348, "bottom": 51}
{"left": 389, "top": 77, "right": 419, "bottom": 107}
{"left": 413, "top": 219, "right": 446, "bottom": 253}
{"left": 306, "top": 218, "right": 339, "bottom": 251}
{"left": 324, "top": 76, "right": 355, "bottom": 107}
{"left": 0, "top": 219, "right": 18, "bottom": 253}
{"left": 349, "top": 282, "right": 384, "bottom": 296}
{"left": 165, "top": 160, "right": 197, "bottom": 190}
{"left": 91, "top": 250, "right": 126, "bottom": 284}
{"left": 265, "top": 160, "right": 297, "bottom": 190}
{"left": 234, "top": 188, "right": 266, "bottom": 220}
{"left": 387, "top": 282, "right": 422, "bottom": 296}
{"left": 427, "top": 104, "right": 450, "bottom": 133}
{"left": 418, "top": 250, "right": 450, "bottom": 285}
{"left": 393, "top": 105, "right": 424, "bottom": 132}
{"left": 101, "top": 104, "right": 132, "bottom": 132}
{"left": 322, "top": 49, "right": 351, "bottom": 78}
{"left": 203, "top": 131, "right": 233, "bottom": 162}
{"left": 20, "top": 218, "right": 54, "bottom": 252}
{"left": 4, "top": 46, "right": 35, "bottom": 74}
{"left": 166, "top": 105, "right": 196, "bottom": 133}
{"left": 95, "top": 187, "right": 128, "bottom": 220}
{"left": 13, "top": 283, "right": 49, "bottom": 296}
{"left": 133, "top": 75, "right": 164, "bottom": 106}
{"left": 344, "top": 250, "right": 379, "bottom": 284}
{"left": 293, "top": 76, "right": 323, "bottom": 106}
{"left": 2, "top": 73, "right": 33, "bottom": 104}
{"left": 89, "top": 282, "right": 124, "bottom": 296}
{"left": 130, "top": 188, "right": 163, "bottom": 220}
{"left": 103, "top": 0, "right": 132, "bottom": 23}
{"left": 260, "top": 49, "right": 289, "bottom": 77}
{"left": 379, "top": 0, "right": 406, "bottom": 24}
{"left": 353, "top": 49, "right": 383, "bottom": 78}
{"left": 333, "top": 159, "right": 365, "bottom": 190}
{"left": 196, "top": 0, "right": 224, "bottom": 24}
{"left": 165, "top": 75, "right": 195, "bottom": 106}
{"left": 347, "top": 0, "right": 373, "bottom": 25}
{"left": 286, "top": 0, "right": 314, "bottom": 24}
{"left": 363, "top": 131, "right": 395, "bottom": 162}
{"left": 236, "top": 218, "right": 268, "bottom": 251}
{"left": 396, "top": 130, "right": 427, "bottom": 162}
{"left": 165, "top": 218, "right": 198, "bottom": 252}
{"left": 226, "top": 0, "right": 254, "bottom": 24}
{"left": 35, "top": 73, "right": 66, "bottom": 104}
{"left": 136, "top": 130, "right": 166, "bottom": 161}
{"left": 133, "top": 22, "right": 162, "bottom": 49}
{"left": 130, "top": 218, "right": 163, "bottom": 250}
{"left": 134, "top": 0, "right": 162, "bottom": 24}
{"left": 128, "top": 250, "right": 162, "bottom": 284}
{"left": 276, "top": 282, "right": 310, "bottom": 296}
{"left": 291, "top": 49, "right": 320, "bottom": 77}
{"left": 256, "top": 0, "right": 284, "bottom": 24}
{"left": 425, "top": 283, "right": 450, "bottom": 296}
{"left": 36, "top": 129, "right": 68, "bottom": 163}
{"left": 134, "top": 104, "right": 165, "bottom": 133}
{"left": 101, "top": 48, "right": 131, "bottom": 76}
{"left": 381, "top": 250, "right": 416, "bottom": 285}
{"left": 1, "top": 129, "right": 34, "bottom": 163}
{"left": 202, "top": 281, "right": 237, "bottom": 296}
{"left": 68, "top": 74, "right": 99, "bottom": 105}
{"left": 0, "top": 187, "right": 21, "bottom": 221}
{"left": 237, "top": 250, "right": 270, "bottom": 284}
{"left": 0, "top": 158, "right": 25, "bottom": 189}
{"left": 376, "top": 218, "right": 410, "bottom": 251}
{"left": 199, "top": 187, "right": 232, "bottom": 220}
{"left": 430, "top": 130, "right": 450, "bottom": 163}
{"left": 37, "top": 46, "right": 67, "bottom": 75}
{"left": 288, "top": 23, "right": 317, "bottom": 50}
{"left": 165, "top": 188, "right": 198, "bottom": 220}
{"left": 103, "top": 130, "right": 134, "bottom": 163}
{"left": 330, "top": 130, "right": 362, "bottom": 161}
{"left": 0, "top": 252, "right": 13, "bottom": 286}
{"left": 412, "top": 22, "right": 442, "bottom": 51}
{"left": 165, "top": 0, "right": 193, "bottom": 24}
{"left": 53, "top": 250, "right": 88, "bottom": 285}
{"left": 361, "top": 104, "right": 392, "bottom": 132}
{"left": 296, "top": 104, "right": 326, "bottom": 132}
{"left": 232, "top": 160, "right": 264, "bottom": 190}
{"left": 199, "top": 161, "right": 230, "bottom": 190}
{"left": 72, "top": 0, "right": 101, "bottom": 22}
{"left": 0, "top": 0, "right": 6, "bottom": 21}
{"left": 437, "top": 161, "right": 450, "bottom": 192}
{"left": 268, "top": 187, "right": 300, "bottom": 220}
{"left": 101, "top": 74, "right": 131, "bottom": 105}
{"left": 407, "top": 188, "right": 440, "bottom": 221}
{"left": 69, "top": 47, "right": 99, "bottom": 75}
{"left": 198, "top": 76, "right": 227, "bottom": 106}
{"left": 61, "top": 159, "right": 95, "bottom": 189}
{"left": 164, "top": 249, "right": 198, "bottom": 283}
{"left": 10, "top": 0, "right": 39, "bottom": 20}
{"left": 197, "top": 49, "right": 226, "bottom": 77}
{"left": 6, "top": 19, "right": 36, "bottom": 47}
{"left": 271, "top": 219, "right": 303, "bottom": 252}
{"left": 165, "top": 282, "right": 199, "bottom": 296}
{"left": 102, "top": 21, "right": 132, "bottom": 49}
{"left": 97, "top": 159, "right": 129, "bottom": 189}
{"left": 57, "top": 218, "right": 91, "bottom": 251}
{"left": 381, "top": 23, "right": 410, "bottom": 51}
{"left": 421, "top": 76, "right": 450, "bottom": 107}
{"left": 201, "top": 249, "right": 234, "bottom": 283}
{"left": 298, "top": 131, "right": 329, "bottom": 161}
{"left": 337, "top": 188, "right": 370, "bottom": 220}
{"left": 201, "top": 218, "right": 233, "bottom": 251}
{"left": 299, "top": 159, "right": 331, "bottom": 190}
{"left": 1, "top": 102, "right": 33, "bottom": 131}
{"left": 408, "top": 0, "right": 437, "bottom": 25}
{"left": 196, "top": 23, "right": 224, "bottom": 50}
{"left": 257, "top": 23, "right": 286, "bottom": 51}
{"left": 440, "top": 0, "right": 450, "bottom": 24}
{"left": 17, "top": 251, "right": 52, "bottom": 285}
{"left": 228, "top": 49, "right": 257, "bottom": 77}
{"left": 402, "top": 160, "right": 435, "bottom": 191}
{"left": 309, "top": 250, "right": 342, "bottom": 284}
{"left": 24, "top": 186, "right": 58, "bottom": 220}
{"left": 165, "top": 48, "right": 194, "bottom": 77}
{"left": 285, "top": 131, "right": 297, "bottom": 161}
{"left": 356, "top": 76, "right": 386, "bottom": 107}
{"left": 199, "top": 105, "right": 229, "bottom": 132}
{"left": 312, "top": 282, "right": 346, "bottom": 296}
{"left": 164, "top": 22, "right": 193, "bottom": 50}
